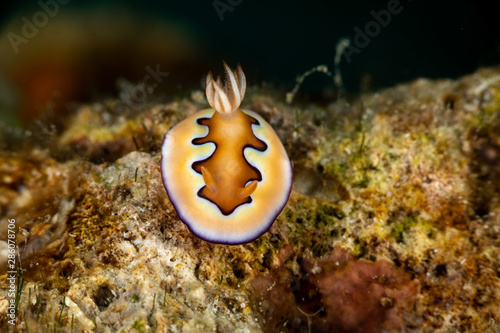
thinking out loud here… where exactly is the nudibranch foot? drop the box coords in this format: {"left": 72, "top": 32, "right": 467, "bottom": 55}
{"left": 161, "top": 62, "right": 292, "bottom": 244}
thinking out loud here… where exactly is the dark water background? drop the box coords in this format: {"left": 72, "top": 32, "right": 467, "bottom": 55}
{"left": 0, "top": 0, "right": 499, "bottom": 127}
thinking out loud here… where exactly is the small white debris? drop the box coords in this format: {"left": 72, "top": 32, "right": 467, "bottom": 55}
{"left": 65, "top": 297, "right": 95, "bottom": 330}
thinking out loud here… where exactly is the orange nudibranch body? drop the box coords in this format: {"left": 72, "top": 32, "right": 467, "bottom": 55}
{"left": 161, "top": 62, "right": 292, "bottom": 244}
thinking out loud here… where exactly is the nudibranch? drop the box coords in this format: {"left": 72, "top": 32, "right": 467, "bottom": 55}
{"left": 161, "top": 62, "right": 292, "bottom": 244}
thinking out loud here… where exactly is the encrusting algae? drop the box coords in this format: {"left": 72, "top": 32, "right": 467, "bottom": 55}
{"left": 0, "top": 66, "right": 500, "bottom": 332}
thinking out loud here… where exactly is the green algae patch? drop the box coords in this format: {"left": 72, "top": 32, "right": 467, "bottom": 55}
{"left": 391, "top": 216, "right": 417, "bottom": 243}
{"left": 131, "top": 318, "right": 148, "bottom": 332}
